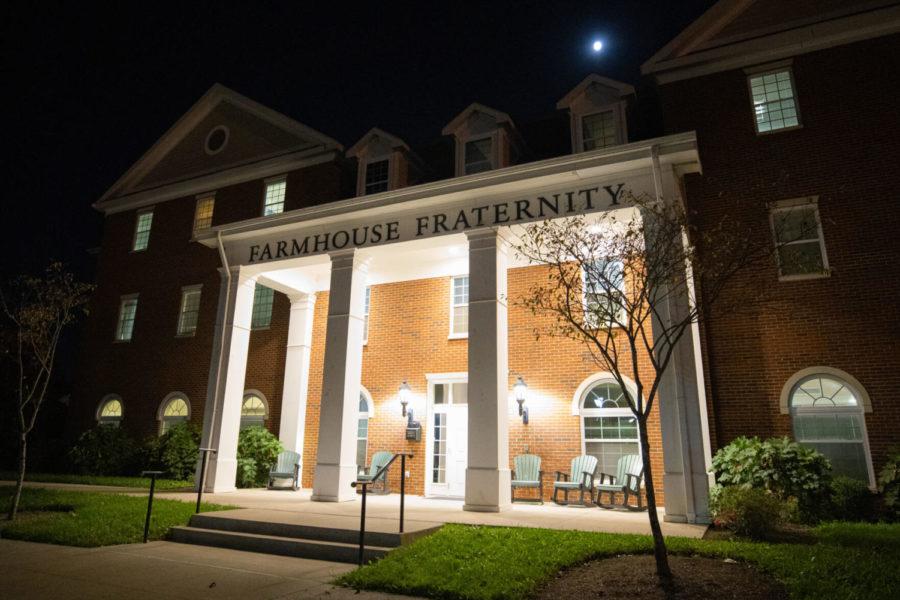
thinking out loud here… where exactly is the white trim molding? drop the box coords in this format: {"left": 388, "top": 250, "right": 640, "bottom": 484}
{"left": 779, "top": 366, "right": 873, "bottom": 414}
{"left": 571, "top": 372, "right": 641, "bottom": 415}
{"left": 157, "top": 391, "right": 192, "bottom": 421}
{"left": 242, "top": 389, "right": 270, "bottom": 419}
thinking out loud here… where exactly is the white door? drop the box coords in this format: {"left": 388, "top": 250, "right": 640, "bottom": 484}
{"left": 427, "top": 377, "right": 468, "bottom": 498}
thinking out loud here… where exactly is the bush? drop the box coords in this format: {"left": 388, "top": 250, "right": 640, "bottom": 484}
{"left": 709, "top": 484, "right": 784, "bottom": 539}
{"left": 828, "top": 475, "right": 875, "bottom": 522}
{"left": 69, "top": 426, "right": 138, "bottom": 476}
{"left": 712, "top": 436, "right": 831, "bottom": 521}
{"left": 236, "top": 426, "right": 282, "bottom": 488}
{"left": 878, "top": 446, "right": 900, "bottom": 521}
{"left": 146, "top": 423, "right": 200, "bottom": 480}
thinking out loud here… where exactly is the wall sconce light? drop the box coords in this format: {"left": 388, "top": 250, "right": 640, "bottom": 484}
{"left": 514, "top": 376, "right": 529, "bottom": 425}
{"left": 399, "top": 380, "right": 412, "bottom": 419}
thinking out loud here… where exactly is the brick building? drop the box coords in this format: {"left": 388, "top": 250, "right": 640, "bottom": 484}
{"left": 73, "top": 1, "right": 900, "bottom": 522}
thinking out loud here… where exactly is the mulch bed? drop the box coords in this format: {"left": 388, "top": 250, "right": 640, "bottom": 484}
{"left": 535, "top": 554, "right": 787, "bottom": 600}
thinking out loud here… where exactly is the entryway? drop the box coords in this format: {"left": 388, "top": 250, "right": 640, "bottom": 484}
{"left": 425, "top": 374, "right": 468, "bottom": 498}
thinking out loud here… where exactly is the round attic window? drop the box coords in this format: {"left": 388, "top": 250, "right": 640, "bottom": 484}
{"left": 204, "top": 125, "right": 229, "bottom": 155}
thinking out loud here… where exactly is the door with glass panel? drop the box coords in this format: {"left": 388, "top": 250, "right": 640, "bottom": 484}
{"left": 427, "top": 376, "right": 468, "bottom": 498}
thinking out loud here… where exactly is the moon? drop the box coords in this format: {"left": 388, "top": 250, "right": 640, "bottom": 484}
{"left": 592, "top": 40, "right": 603, "bottom": 52}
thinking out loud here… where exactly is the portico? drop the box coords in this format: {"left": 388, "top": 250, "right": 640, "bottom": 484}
{"left": 195, "top": 132, "right": 712, "bottom": 522}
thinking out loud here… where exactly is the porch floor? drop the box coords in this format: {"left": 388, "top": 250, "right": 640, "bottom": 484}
{"left": 158, "top": 488, "right": 707, "bottom": 538}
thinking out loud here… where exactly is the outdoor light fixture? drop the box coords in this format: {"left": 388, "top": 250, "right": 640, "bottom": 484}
{"left": 514, "top": 376, "right": 529, "bottom": 425}
{"left": 399, "top": 380, "right": 411, "bottom": 418}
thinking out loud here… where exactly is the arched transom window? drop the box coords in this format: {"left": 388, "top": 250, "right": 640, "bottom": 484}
{"left": 580, "top": 380, "right": 639, "bottom": 476}
{"left": 160, "top": 395, "right": 189, "bottom": 435}
{"left": 97, "top": 396, "right": 123, "bottom": 426}
{"left": 789, "top": 374, "right": 873, "bottom": 484}
{"left": 241, "top": 393, "right": 267, "bottom": 430}
{"left": 357, "top": 391, "right": 372, "bottom": 474}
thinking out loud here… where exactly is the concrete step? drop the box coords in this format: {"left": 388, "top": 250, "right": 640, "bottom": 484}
{"left": 170, "top": 526, "right": 390, "bottom": 564}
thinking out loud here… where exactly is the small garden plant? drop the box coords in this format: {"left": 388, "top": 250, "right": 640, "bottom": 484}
{"left": 236, "top": 426, "right": 283, "bottom": 487}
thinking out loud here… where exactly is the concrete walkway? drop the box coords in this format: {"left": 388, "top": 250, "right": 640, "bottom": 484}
{"left": 0, "top": 538, "right": 411, "bottom": 600}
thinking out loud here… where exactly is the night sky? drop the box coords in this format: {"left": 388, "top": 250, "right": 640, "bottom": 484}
{"left": 3, "top": 1, "right": 714, "bottom": 280}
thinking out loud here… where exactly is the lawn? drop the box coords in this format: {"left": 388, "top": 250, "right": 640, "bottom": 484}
{"left": 0, "top": 471, "right": 194, "bottom": 490}
{"left": 337, "top": 522, "right": 900, "bottom": 600}
{"left": 0, "top": 486, "right": 232, "bottom": 546}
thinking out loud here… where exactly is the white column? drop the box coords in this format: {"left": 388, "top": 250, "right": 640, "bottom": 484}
{"left": 464, "top": 229, "right": 511, "bottom": 512}
{"left": 312, "top": 250, "right": 367, "bottom": 502}
{"left": 198, "top": 266, "right": 256, "bottom": 492}
{"left": 279, "top": 293, "right": 317, "bottom": 475}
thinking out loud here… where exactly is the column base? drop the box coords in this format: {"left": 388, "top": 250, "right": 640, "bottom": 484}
{"left": 463, "top": 467, "right": 511, "bottom": 512}
{"left": 203, "top": 457, "right": 237, "bottom": 493}
{"left": 311, "top": 463, "right": 358, "bottom": 502}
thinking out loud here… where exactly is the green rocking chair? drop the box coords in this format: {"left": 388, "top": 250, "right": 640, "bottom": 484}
{"left": 356, "top": 451, "right": 393, "bottom": 494}
{"left": 511, "top": 454, "right": 543, "bottom": 504}
{"left": 268, "top": 451, "right": 301, "bottom": 490}
{"left": 553, "top": 455, "right": 598, "bottom": 506}
{"left": 593, "top": 454, "right": 645, "bottom": 510}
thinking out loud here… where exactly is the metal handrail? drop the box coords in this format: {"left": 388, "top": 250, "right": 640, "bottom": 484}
{"left": 350, "top": 452, "right": 413, "bottom": 566}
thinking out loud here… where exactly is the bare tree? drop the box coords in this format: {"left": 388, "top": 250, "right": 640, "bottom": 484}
{"left": 2, "top": 262, "right": 93, "bottom": 520}
{"left": 513, "top": 190, "right": 805, "bottom": 589}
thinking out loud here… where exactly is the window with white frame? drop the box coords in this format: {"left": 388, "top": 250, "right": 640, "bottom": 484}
{"left": 580, "top": 380, "right": 639, "bottom": 477}
{"left": 363, "top": 286, "right": 371, "bottom": 343}
{"left": 449, "top": 276, "right": 469, "bottom": 337}
{"left": 583, "top": 260, "right": 626, "bottom": 327}
{"left": 132, "top": 209, "right": 154, "bottom": 251}
{"left": 97, "top": 396, "right": 123, "bottom": 426}
{"left": 115, "top": 294, "right": 139, "bottom": 342}
{"left": 357, "top": 392, "right": 371, "bottom": 474}
{"left": 251, "top": 284, "right": 274, "bottom": 329}
{"left": 263, "top": 177, "right": 287, "bottom": 216}
{"left": 749, "top": 68, "right": 800, "bottom": 134}
{"left": 582, "top": 110, "right": 618, "bottom": 150}
{"left": 176, "top": 285, "right": 202, "bottom": 336}
{"left": 789, "top": 374, "right": 872, "bottom": 484}
{"left": 159, "top": 395, "right": 189, "bottom": 435}
{"left": 464, "top": 138, "right": 492, "bottom": 174}
{"left": 240, "top": 393, "right": 267, "bottom": 430}
{"left": 364, "top": 159, "right": 390, "bottom": 195}
{"left": 770, "top": 199, "right": 828, "bottom": 279}
{"left": 193, "top": 194, "right": 215, "bottom": 234}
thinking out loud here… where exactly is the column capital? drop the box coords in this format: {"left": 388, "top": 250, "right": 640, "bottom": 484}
{"left": 287, "top": 291, "right": 317, "bottom": 307}
{"left": 329, "top": 249, "right": 371, "bottom": 273}
{"left": 216, "top": 265, "right": 257, "bottom": 286}
{"left": 465, "top": 228, "right": 511, "bottom": 252}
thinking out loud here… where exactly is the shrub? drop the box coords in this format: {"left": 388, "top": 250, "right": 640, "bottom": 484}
{"left": 828, "top": 475, "right": 875, "bottom": 522}
{"left": 712, "top": 436, "right": 831, "bottom": 521}
{"left": 236, "top": 426, "right": 282, "bottom": 488}
{"left": 877, "top": 446, "right": 900, "bottom": 521}
{"left": 709, "top": 484, "right": 784, "bottom": 539}
{"left": 69, "top": 426, "right": 138, "bottom": 476}
{"left": 146, "top": 423, "right": 200, "bottom": 480}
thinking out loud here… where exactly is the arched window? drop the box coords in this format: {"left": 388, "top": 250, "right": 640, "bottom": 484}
{"left": 159, "top": 394, "right": 190, "bottom": 435}
{"left": 97, "top": 395, "right": 123, "bottom": 426}
{"left": 787, "top": 371, "right": 874, "bottom": 485}
{"left": 241, "top": 392, "right": 268, "bottom": 430}
{"left": 357, "top": 388, "right": 373, "bottom": 474}
{"left": 580, "top": 380, "right": 640, "bottom": 477}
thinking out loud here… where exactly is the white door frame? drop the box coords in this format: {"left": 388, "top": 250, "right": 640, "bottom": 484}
{"left": 425, "top": 372, "right": 468, "bottom": 498}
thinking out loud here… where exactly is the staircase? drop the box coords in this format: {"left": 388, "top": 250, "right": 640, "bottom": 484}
{"left": 170, "top": 509, "right": 440, "bottom": 564}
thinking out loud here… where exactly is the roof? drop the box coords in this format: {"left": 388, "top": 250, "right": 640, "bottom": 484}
{"left": 347, "top": 127, "right": 410, "bottom": 158}
{"left": 556, "top": 74, "right": 635, "bottom": 109}
{"left": 441, "top": 102, "right": 515, "bottom": 136}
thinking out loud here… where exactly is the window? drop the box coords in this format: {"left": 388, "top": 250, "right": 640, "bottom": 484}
{"left": 364, "top": 159, "right": 390, "bottom": 195}
{"left": 115, "top": 294, "right": 139, "bottom": 342}
{"left": 789, "top": 373, "right": 873, "bottom": 484}
{"left": 97, "top": 396, "right": 123, "bottom": 426}
{"left": 464, "top": 138, "right": 492, "bottom": 174}
{"left": 159, "top": 395, "right": 189, "bottom": 435}
{"left": 770, "top": 199, "right": 828, "bottom": 279}
{"left": 449, "top": 276, "right": 469, "bottom": 337}
{"left": 241, "top": 393, "right": 267, "bottom": 430}
{"left": 580, "top": 380, "right": 639, "bottom": 477}
{"left": 193, "top": 195, "right": 215, "bottom": 234}
{"left": 749, "top": 68, "right": 800, "bottom": 134}
{"left": 582, "top": 110, "right": 618, "bottom": 150}
{"left": 363, "top": 286, "right": 371, "bottom": 344}
{"left": 357, "top": 391, "right": 372, "bottom": 474}
{"left": 263, "top": 177, "right": 287, "bottom": 216}
{"left": 583, "top": 260, "right": 626, "bottom": 327}
{"left": 132, "top": 209, "right": 154, "bottom": 251}
{"left": 251, "top": 284, "right": 274, "bottom": 329}
{"left": 176, "top": 285, "right": 202, "bottom": 336}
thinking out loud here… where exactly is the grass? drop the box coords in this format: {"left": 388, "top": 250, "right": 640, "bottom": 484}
{"left": 0, "top": 486, "right": 233, "bottom": 546}
{"left": 337, "top": 522, "right": 900, "bottom": 600}
{"left": 0, "top": 472, "right": 194, "bottom": 490}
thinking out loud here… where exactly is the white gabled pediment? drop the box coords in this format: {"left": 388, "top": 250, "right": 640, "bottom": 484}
{"left": 99, "top": 84, "right": 343, "bottom": 203}
{"left": 556, "top": 74, "right": 635, "bottom": 110}
{"left": 441, "top": 102, "right": 514, "bottom": 137}
{"left": 347, "top": 127, "right": 409, "bottom": 159}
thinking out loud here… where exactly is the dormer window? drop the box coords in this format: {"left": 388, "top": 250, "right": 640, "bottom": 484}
{"left": 348, "top": 128, "right": 421, "bottom": 197}
{"left": 443, "top": 103, "right": 522, "bottom": 177}
{"left": 557, "top": 74, "right": 634, "bottom": 154}
{"left": 464, "top": 138, "right": 493, "bottom": 174}
{"left": 364, "top": 159, "right": 390, "bottom": 194}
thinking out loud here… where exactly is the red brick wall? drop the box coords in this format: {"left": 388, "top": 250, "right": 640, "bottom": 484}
{"left": 657, "top": 34, "right": 900, "bottom": 471}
